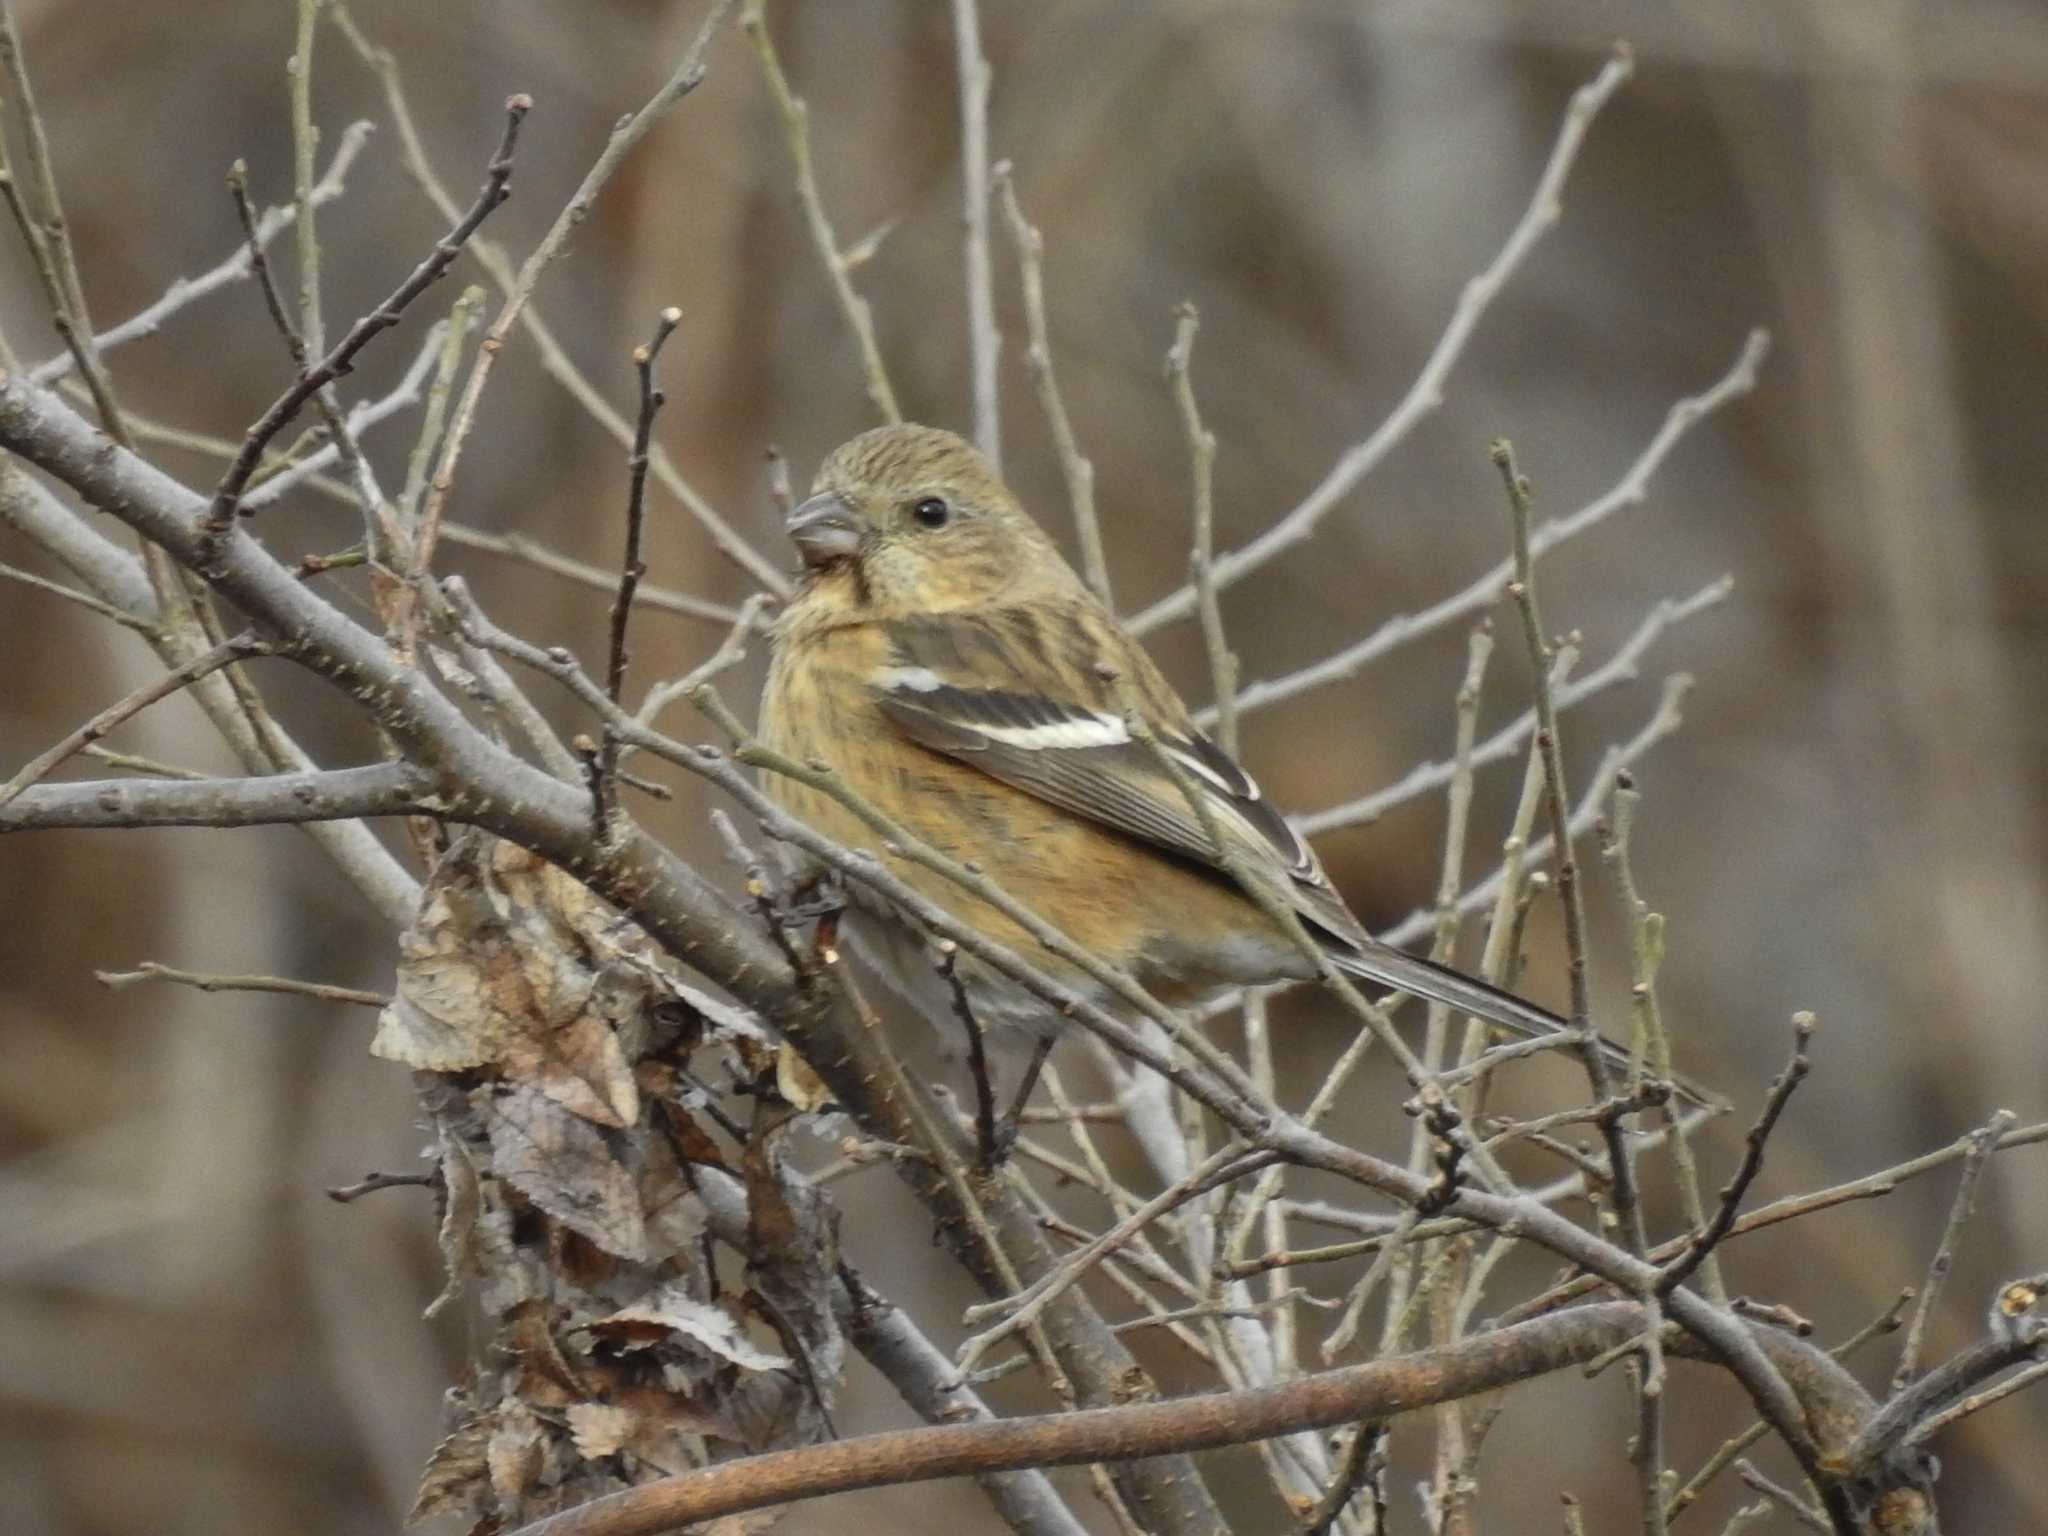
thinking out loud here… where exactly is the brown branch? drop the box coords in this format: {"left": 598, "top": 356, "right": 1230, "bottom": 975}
{"left": 199, "top": 95, "right": 528, "bottom": 543}
{"left": 500, "top": 1299, "right": 1881, "bottom": 1536}
{"left": 1891, "top": 1108, "right": 2015, "bottom": 1390}
{"left": 1659, "top": 1013, "right": 1813, "bottom": 1296}
{"left": 993, "top": 162, "right": 1106, "bottom": 606}
{"left": 594, "top": 307, "right": 682, "bottom": 832}
{"left": 94, "top": 961, "right": 387, "bottom": 1008}
{"left": 0, "top": 632, "right": 270, "bottom": 809}
{"left": 0, "top": 762, "right": 434, "bottom": 833}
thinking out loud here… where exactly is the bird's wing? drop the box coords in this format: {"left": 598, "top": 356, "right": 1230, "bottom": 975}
{"left": 869, "top": 653, "right": 1363, "bottom": 945}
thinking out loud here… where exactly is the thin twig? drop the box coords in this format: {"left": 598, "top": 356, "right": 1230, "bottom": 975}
{"left": 1166, "top": 303, "right": 1236, "bottom": 755}
{"left": 1606, "top": 777, "right": 1724, "bottom": 1304}
{"left": 993, "top": 162, "right": 1106, "bottom": 607}
{"left": 327, "top": 1170, "right": 436, "bottom": 1203}
{"left": 1492, "top": 439, "right": 1643, "bottom": 1247}
{"left": 1730, "top": 1461, "right": 1829, "bottom": 1534}
{"left": 79, "top": 746, "right": 204, "bottom": 780}
{"left": 953, "top": 1146, "right": 1277, "bottom": 1376}
{"left": 1212, "top": 331, "right": 1767, "bottom": 711}
{"left": 438, "top": 522, "right": 755, "bottom": 625}
{"left": 331, "top": 1, "right": 787, "bottom": 595}
{"left": 0, "top": 633, "right": 269, "bottom": 809}
{"left": 407, "top": 0, "right": 735, "bottom": 604}
{"left": 593, "top": 308, "right": 683, "bottom": 832}
{"left": 0, "top": 0, "right": 125, "bottom": 441}
{"left": 95, "top": 961, "right": 387, "bottom": 1008}
{"left": 636, "top": 592, "right": 777, "bottom": 728}
{"left": 227, "top": 156, "right": 392, "bottom": 545}
{"left": 1891, "top": 1107, "right": 2016, "bottom": 1390}
{"left": 607, "top": 308, "right": 682, "bottom": 707}
{"left": 1379, "top": 672, "right": 1696, "bottom": 947}
{"left": 1299, "top": 1422, "right": 1385, "bottom": 1536}
{"left": 1291, "top": 578, "right": 1728, "bottom": 835}
{"left": 1902, "top": 1358, "right": 2048, "bottom": 1451}
{"left": 393, "top": 283, "right": 484, "bottom": 524}
{"left": 199, "top": 96, "right": 528, "bottom": 542}
{"left": 28, "top": 122, "right": 377, "bottom": 385}
{"left": 740, "top": 0, "right": 899, "bottom": 422}
{"left": 1659, "top": 1015, "right": 1813, "bottom": 1296}
{"left": 240, "top": 321, "right": 448, "bottom": 509}
{"left": 937, "top": 942, "right": 1002, "bottom": 1171}
{"left": 0, "top": 559, "right": 157, "bottom": 633}
{"left": 950, "top": 0, "right": 999, "bottom": 466}
{"left": 1127, "top": 43, "right": 1636, "bottom": 637}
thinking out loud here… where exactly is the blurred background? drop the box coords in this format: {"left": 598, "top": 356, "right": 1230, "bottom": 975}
{"left": 3, "top": 1, "right": 2045, "bottom": 1531}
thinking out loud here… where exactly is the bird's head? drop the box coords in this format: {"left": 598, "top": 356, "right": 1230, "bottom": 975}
{"left": 784, "top": 424, "right": 1073, "bottom": 615}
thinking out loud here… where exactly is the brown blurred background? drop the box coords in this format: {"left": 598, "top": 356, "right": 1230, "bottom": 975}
{"left": 3, "top": 1, "right": 2045, "bottom": 1531}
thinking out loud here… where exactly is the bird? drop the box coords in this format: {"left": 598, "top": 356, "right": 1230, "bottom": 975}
{"left": 757, "top": 422, "right": 1637, "bottom": 1153}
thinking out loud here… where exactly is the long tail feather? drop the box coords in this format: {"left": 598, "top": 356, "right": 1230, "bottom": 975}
{"left": 1328, "top": 939, "right": 1717, "bottom": 1108}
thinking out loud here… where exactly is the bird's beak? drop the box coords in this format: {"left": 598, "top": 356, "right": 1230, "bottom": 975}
{"left": 786, "top": 491, "right": 864, "bottom": 569}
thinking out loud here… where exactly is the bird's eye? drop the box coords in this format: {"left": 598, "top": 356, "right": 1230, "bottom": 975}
{"left": 911, "top": 496, "right": 950, "bottom": 529}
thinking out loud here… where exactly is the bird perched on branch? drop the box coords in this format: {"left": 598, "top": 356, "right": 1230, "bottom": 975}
{"left": 758, "top": 423, "right": 1607, "bottom": 1153}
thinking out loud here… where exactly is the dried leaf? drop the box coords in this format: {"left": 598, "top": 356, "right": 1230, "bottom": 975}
{"left": 426, "top": 1115, "right": 482, "bottom": 1319}
{"left": 505, "top": 1010, "right": 641, "bottom": 1130}
{"left": 639, "top": 1128, "right": 710, "bottom": 1265}
{"left": 659, "top": 1098, "right": 732, "bottom": 1174}
{"left": 486, "top": 1401, "right": 545, "bottom": 1503}
{"left": 374, "top": 840, "right": 591, "bottom": 1071}
{"left": 410, "top": 1412, "right": 493, "bottom": 1523}
{"left": 374, "top": 840, "right": 641, "bottom": 1130}
{"left": 671, "top": 978, "right": 770, "bottom": 1043}
{"left": 588, "top": 1283, "right": 791, "bottom": 1373}
{"left": 505, "top": 1300, "right": 588, "bottom": 1407}
{"left": 474, "top": 1192, "right": 542, "bottom": 1318}
{"left": 567, "top": 1398, "right": 723, "bottom": 1477}
{"left": 489, "top": 1083, "right": 647, "bottom": 1261}
{"left": 774, "top": 1045, "right": 833, "bottom": 1114}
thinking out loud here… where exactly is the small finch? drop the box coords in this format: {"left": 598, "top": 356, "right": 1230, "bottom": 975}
{"left": 758, "top": 423, "right": 1615, "bottom": 1127}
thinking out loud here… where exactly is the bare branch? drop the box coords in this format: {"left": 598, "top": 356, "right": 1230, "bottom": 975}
{"left": 1892, "top": 1108, "right": 2017, "bottom": 1390}
{"left": 993, "top": 163, "right": 1107, "bottom": 608}
{"left": 1658, "top": 1014, "right": 1812, "bottom": 1295}
{"left": 1166, "top": 304, "right": 1236, "bottom": 755}
{"left": 330, "top": 1, "right": 788, "bottom": 597}
{"left": 950, "top": 0, "right": 1000, "bottom": 466}
{"left": 740, "top": 0, "right": 900, "bottom": 423}
{"left": 495, "top": 1300, "right": 1880, "bottom": 1536}
{"left": 1127, "top": 44, "right": 1636, "bottom": 637}
{"left": 1377, "top": 671, "right": 1695, "bottom": 947}
{"left": 200, "top": 96, "right": 529, "bottom": 541}
{"left": 95, "top": 961, "right": 387, "bottom": 1007}
{"left": 0, "top": 762, "right": 432, "bottom": 833}
{"left": 28, "top": 121, "right": 376, "bottom": 385}
{"left": 1292, "top": 577, "right": 1727, "bottom": 836}
{"left": 0, "top": 632, "right": 269, "bottom": 810}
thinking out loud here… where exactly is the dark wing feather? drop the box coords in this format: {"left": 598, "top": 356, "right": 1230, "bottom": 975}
{"left": 870, "top": 665, "right": 1717, "bottom": 1105}
{"left": 873, "top": 675, "right": 1366, "bottom": 941}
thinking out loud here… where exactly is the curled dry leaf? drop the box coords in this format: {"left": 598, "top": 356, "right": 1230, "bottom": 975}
{"left": 409, "top": 1410, "right": 493, "bottom": 1524}
{"left": 374, "top": 837, "right": 641, "bottom": 1129}
{"left": 774, "top": 1043, "right": 834, "bottom": 1114}
{"left": 425, "top": 1111, "right": 482, "bottom": 1319}
{"left": 487, "top": 1400, "right": 547, "bottom": 1504}
{"left": 488, "top": 1082, "right": 648, "bottom": 1261}
{"left": 567, "top": 1388, "right": 736, "bottom": 1474}
{"left": 587, "top": 1281, "right": 793, "bottom": 1374}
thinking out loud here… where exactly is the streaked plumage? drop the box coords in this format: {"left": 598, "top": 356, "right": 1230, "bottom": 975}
{"left": 757, "top": 423, "right": 1574, "bottom": 1050}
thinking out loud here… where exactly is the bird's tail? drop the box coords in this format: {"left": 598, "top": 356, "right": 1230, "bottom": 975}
{"left": 1327, "top": 938, "right": 1717, "bottom": 1108}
